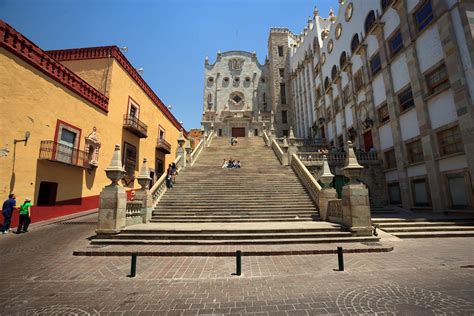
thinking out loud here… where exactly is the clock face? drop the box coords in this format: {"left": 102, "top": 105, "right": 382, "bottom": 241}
{"left": 345, "top": 2, "right": 353, "bottom": 22}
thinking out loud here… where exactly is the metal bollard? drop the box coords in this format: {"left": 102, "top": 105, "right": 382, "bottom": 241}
{"left": 337, "top": 247, "right": 344, "bottom": 271}
{"left": 129, "top": 253, "right": 138, "bottom": 277}
{"left": 236, "top": 250, "right": 242, "bottom": 276}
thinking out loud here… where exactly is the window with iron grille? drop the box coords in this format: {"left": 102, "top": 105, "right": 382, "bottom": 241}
{"left": 343, "top": 86, "right": 350, "bottom": 104}
{"left": 370, "top": 53, "right": 382, "bottom": 76}
{"left": 426, "top": 63, "right": 449, "bottom": 95}
{"left": 437, "top": 125, "right": 463, "bottom": 156}
{"left": 384, "top": 149, "right": 397, "bottom": 169}
{"left": 354, "top": 69, "right": 364, "bottom": 91}
{"left": 365, "top": 11, "right": 376, "bottom": 33}
{"left": 123, "top": 142, "right": 137, "bottom": 176}
{"left": 377, "top": 103, "right": 390, "bottom": 123}
{"left": 381, "top": 0, "right": 393, "bottom": 12}
{"left": 278, "top": 46, "right": 284, "bottom": 57}
{"left": 406, "top": 139, "right": 424, "bottom": 163}
{"left": 351, "top": 34, "right": 360, "bottom": 53}
{"left": 389, "top": 30, "right": 403, "bottom": 57}
{"left": 398, "top": 88, "right": 415, "bottom": 112}
{"left": 280, "top": 83, "right": 286, "bottom": 104}
{"left": 334, "top": 97, "right": 340, "bottom": 113}
{"left": 414, "top": 0, "right": 434, "bottom": 32}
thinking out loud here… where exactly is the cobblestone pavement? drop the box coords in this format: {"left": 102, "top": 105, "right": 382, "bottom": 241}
{"left": 0, "top": 212, "right": 473, "bottom": 315}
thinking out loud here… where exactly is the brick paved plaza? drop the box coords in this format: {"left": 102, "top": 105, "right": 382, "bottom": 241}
{"left": 0, "top": 211, "right": 473, "bottom": 315}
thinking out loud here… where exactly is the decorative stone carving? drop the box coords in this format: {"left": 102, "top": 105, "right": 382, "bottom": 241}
{"left": 85, "top": 127, "right": 101, "bottom": 169}
{"left": 229, "top": 58, "right": 244, "bottom": 71}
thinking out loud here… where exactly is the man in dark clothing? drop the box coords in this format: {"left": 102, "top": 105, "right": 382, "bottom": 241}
{"left": 2, "top": 194, "right": 17, "bottom": 234}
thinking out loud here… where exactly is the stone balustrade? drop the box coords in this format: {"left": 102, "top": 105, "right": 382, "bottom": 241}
{"left": 125, "top": 200, "right": 143, "bottom": 226}
{"left": 327, "top": 199, "right": 343, "bottom": 224}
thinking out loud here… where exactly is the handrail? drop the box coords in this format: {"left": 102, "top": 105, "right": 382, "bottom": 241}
{"left": 262, "top": 131, "right": 270, "bottom": 146}
{"left": 150, "top": 155, "right": 182, "bottom": 208}
{"left": 291, "top": 153, "right": 322, "bottom": 205}
{"left": 206, "top": 130, "right": 216, "bottom": 147}
{"left": 298, "top": 152, "right": 379, "bottom": 163}
{"left": 271, "top": 138, "right": 285, "bottom": 165}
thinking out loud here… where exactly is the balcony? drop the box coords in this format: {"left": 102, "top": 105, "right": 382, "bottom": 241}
{"left": 156, "top": 138, "right": 171, "bottom": 154}
{"left": 123, "top": 114, "right": 148, "bottom": 138}
{"left": 38, "top": 141, "right": 88, "bottom": 168}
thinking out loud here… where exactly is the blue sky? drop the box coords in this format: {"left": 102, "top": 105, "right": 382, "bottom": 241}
{"left": 1, "top": 0, "right": 338, "bottom": 130}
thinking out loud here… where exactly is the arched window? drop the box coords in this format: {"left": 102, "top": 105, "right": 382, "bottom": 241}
{"left": 365, "top": 10, "right": 376, "bottom": 34}
{"left": 381, "top": 0, "right": 392, "bottom": 12}
{"left": 351, "top": 34, "right": 360, "bottom": 53}
{"left": 339, "top": 51, "right": 347, "bottom": 68}
{"left": 207, "top": 93, "right": 212, "bottom": 104}
{"left": 324, "top": 77, "right": 330, "bottom": 91}
{"left": 331, "top": 65, "right": 338, "bottom": 81}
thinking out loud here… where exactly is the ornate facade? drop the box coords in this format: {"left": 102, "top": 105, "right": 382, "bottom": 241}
{"left": 202, "top": 51, "right": 271, "bottom": 137}
{"left": 283, "top": 0, "right": 474, "bottom": 211}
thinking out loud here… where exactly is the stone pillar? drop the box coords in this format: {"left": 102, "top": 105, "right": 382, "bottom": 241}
{"left": 96, "top": 144, "right": 127, "bottom": 234}
{"left": 341, "top": 141, "right": 372, "bottom": 236}
{"left": 135, "top": 158, "right": 153, "bottom": 223}
{"left": 185, "top": 139, "right": 192, "bottom": 165}
{"left": 287, "top": 127, "right": 298, "bottom": 164}
{"left": 176, "top": 128, "right": 186, "bottom": 168}
{"left": 318, "top": 155, "right": 337, "bottom": 221}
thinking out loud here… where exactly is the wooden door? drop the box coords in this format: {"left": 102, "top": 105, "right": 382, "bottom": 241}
{"left": 232, "top": 128, "right": 245, "bottom": 137}
{"left": 363, "top": 130, "right": 373, "bottom": 152}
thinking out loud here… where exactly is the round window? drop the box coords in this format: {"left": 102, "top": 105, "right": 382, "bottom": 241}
{"left": 335, "top": 23, "right": 342, "bottom": 39}
{"left": 245, "top": 77, "right": 251, "bottom": 82}
{"left": 234, "top": 77, "right": 240, "bottom": 82}
{"left": 321, "top": 53, "right": 326, "bottom": 65}
{"left": 345, "top": 3, "right": 353, "bottom": 22}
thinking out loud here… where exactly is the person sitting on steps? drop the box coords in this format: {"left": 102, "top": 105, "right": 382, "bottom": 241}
{"left": 222, "top": 159, "right": 228, "bottom": 168}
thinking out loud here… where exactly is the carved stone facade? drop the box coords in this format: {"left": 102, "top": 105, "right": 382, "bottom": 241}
{"left": 282, "top": 0, "right": 474, "bottom": 211}
{"left": 202, "top": 51, "right": 270, "bottom": 137}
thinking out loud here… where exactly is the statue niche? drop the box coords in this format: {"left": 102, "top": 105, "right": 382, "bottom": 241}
{"left": 228, "top": 92, "right": 245, "bottom": 110}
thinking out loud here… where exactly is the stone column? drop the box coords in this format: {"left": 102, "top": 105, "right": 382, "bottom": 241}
{"left": 135, "top": 158, "right": 153, "bottom": 223}
{"left": 287, "top": 127, "right": 298, "bottom": 165}
{"left": 341, "top": 141, "right": 372, "bottom": 236}
{"left": 96, "top": 144, "right": 127, "bottom": 234}
{"left": 318, "top": 155, "right": 337, "bottom": 221}
{"left": 176, "top": 129, "right": 187, "bottom": 168}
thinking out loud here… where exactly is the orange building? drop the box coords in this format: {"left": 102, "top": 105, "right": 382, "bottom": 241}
{"left": 0, "top": 20, "right": 186, "bottom": 225}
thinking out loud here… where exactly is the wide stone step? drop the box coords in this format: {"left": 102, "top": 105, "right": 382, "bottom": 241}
{"left": 391, "top": 231, "right": 474, "bottom": 238}
{"left": 374, "top": 221, "right": 474, "bottom": 228}
{"left": 107, "top": 231, "right": 352, "bottom": 240}
{"left": 154, "top": 204, "right": 316, "bottom": 209}
{"left": 381, "top": 226, "right": 474, "bottom": 232}
{"left": 90, "top": 236, "right": 379, "bottom": 245}
{"left": 150, "top": 218, "right": 315, "bottom": 223}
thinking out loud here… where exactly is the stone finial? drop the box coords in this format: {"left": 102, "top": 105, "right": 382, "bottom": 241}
{"left": 329, "top": 7, "right": 336, "bottom": 22}
{"left": 319, "top": 155, "right": 334, "bottom": 189}
{"left": 270, "top": 122, "right": 276, "bottom": 135}
{"left": 282, "top": 137, "right": 289, "bottom": 149}
{"left": 289, "top": 126, "right": 296, "bottom": 139}
{"left": 177, "top": 128, "right": 186, "bottom": 147}
{"left": 339, "top": 0, "right": 345, "bottom": 5}
{"left": 314, "top": 6, "right": 319, "bottom": 17}
{"left": 342, "top": 141, "right": 363, "bottom": 184}
{"left": 137, "top": 158, "right": 151, "bottom": 190}
{"left": 105, "top": 144, "right": 126, "bottom": 185}
{"left": 210, "top": 122, "right": 214, "bottom": 130}
{"left": 205, "top": 56, "right": 209, "bottom": 65}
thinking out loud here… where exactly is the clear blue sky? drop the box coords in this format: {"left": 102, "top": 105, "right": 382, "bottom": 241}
{"left": 1, "top": 0, "right": 337, "bottom": 130}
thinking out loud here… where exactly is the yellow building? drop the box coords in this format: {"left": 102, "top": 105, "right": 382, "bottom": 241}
{"left": 0, "top": 20, "right": 185, "bottom": 224}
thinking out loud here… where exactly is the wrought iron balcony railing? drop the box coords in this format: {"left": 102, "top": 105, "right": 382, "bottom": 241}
{"left": 156, "top": 138, "right": 171, "bottom": 154}
{"left": 38, "top": 140, "right": 88, "bottom": 168}
{"left": 123, "top": 114, "right": 148, "bottom": 138}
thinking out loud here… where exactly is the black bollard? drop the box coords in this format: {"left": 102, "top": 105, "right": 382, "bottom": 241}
{"left": 337, "top": 247, "right": 344, "bottom": 271}
{"left": 236, "top": 250, "right": 242, "bottom": 276}
{"left": 129, "top": 253, "right": 138, "bottom": 277}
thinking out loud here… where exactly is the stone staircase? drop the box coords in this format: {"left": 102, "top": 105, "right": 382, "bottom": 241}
{"left": 91, "top": 137, "right": 380, "bottom": 245}
{"left": 152, "top": 137, "right": 318, "bottom": 223}
{"left": 372, "top": 217, "right": 474, "bottom": 238}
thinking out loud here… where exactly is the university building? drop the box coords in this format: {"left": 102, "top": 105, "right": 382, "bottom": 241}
{"left": 0, "top": 20, "right": 185, "bottom": 224}
{"left": 202, "top": 0, "right": 474, "bottom": 211}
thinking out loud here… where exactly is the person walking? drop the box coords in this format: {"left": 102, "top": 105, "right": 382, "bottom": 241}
{"left": 16, "top": 197, "right": 32, "bottom": 233}
{"left": 171, "top": 162, "right": 178, "bottom": 184}
{"left": 166, "top": 164, "right": 174, "bottom": 189}
{"left": 1, "top": 194, "right": 17, "bottom": 234}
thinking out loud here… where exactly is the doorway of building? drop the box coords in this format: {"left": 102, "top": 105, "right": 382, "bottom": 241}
{"left": 232, "top": 128, "right": 245, "bottom": 137}
{"left": 363, "top": 130, "right": 373, "bottom": 152}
